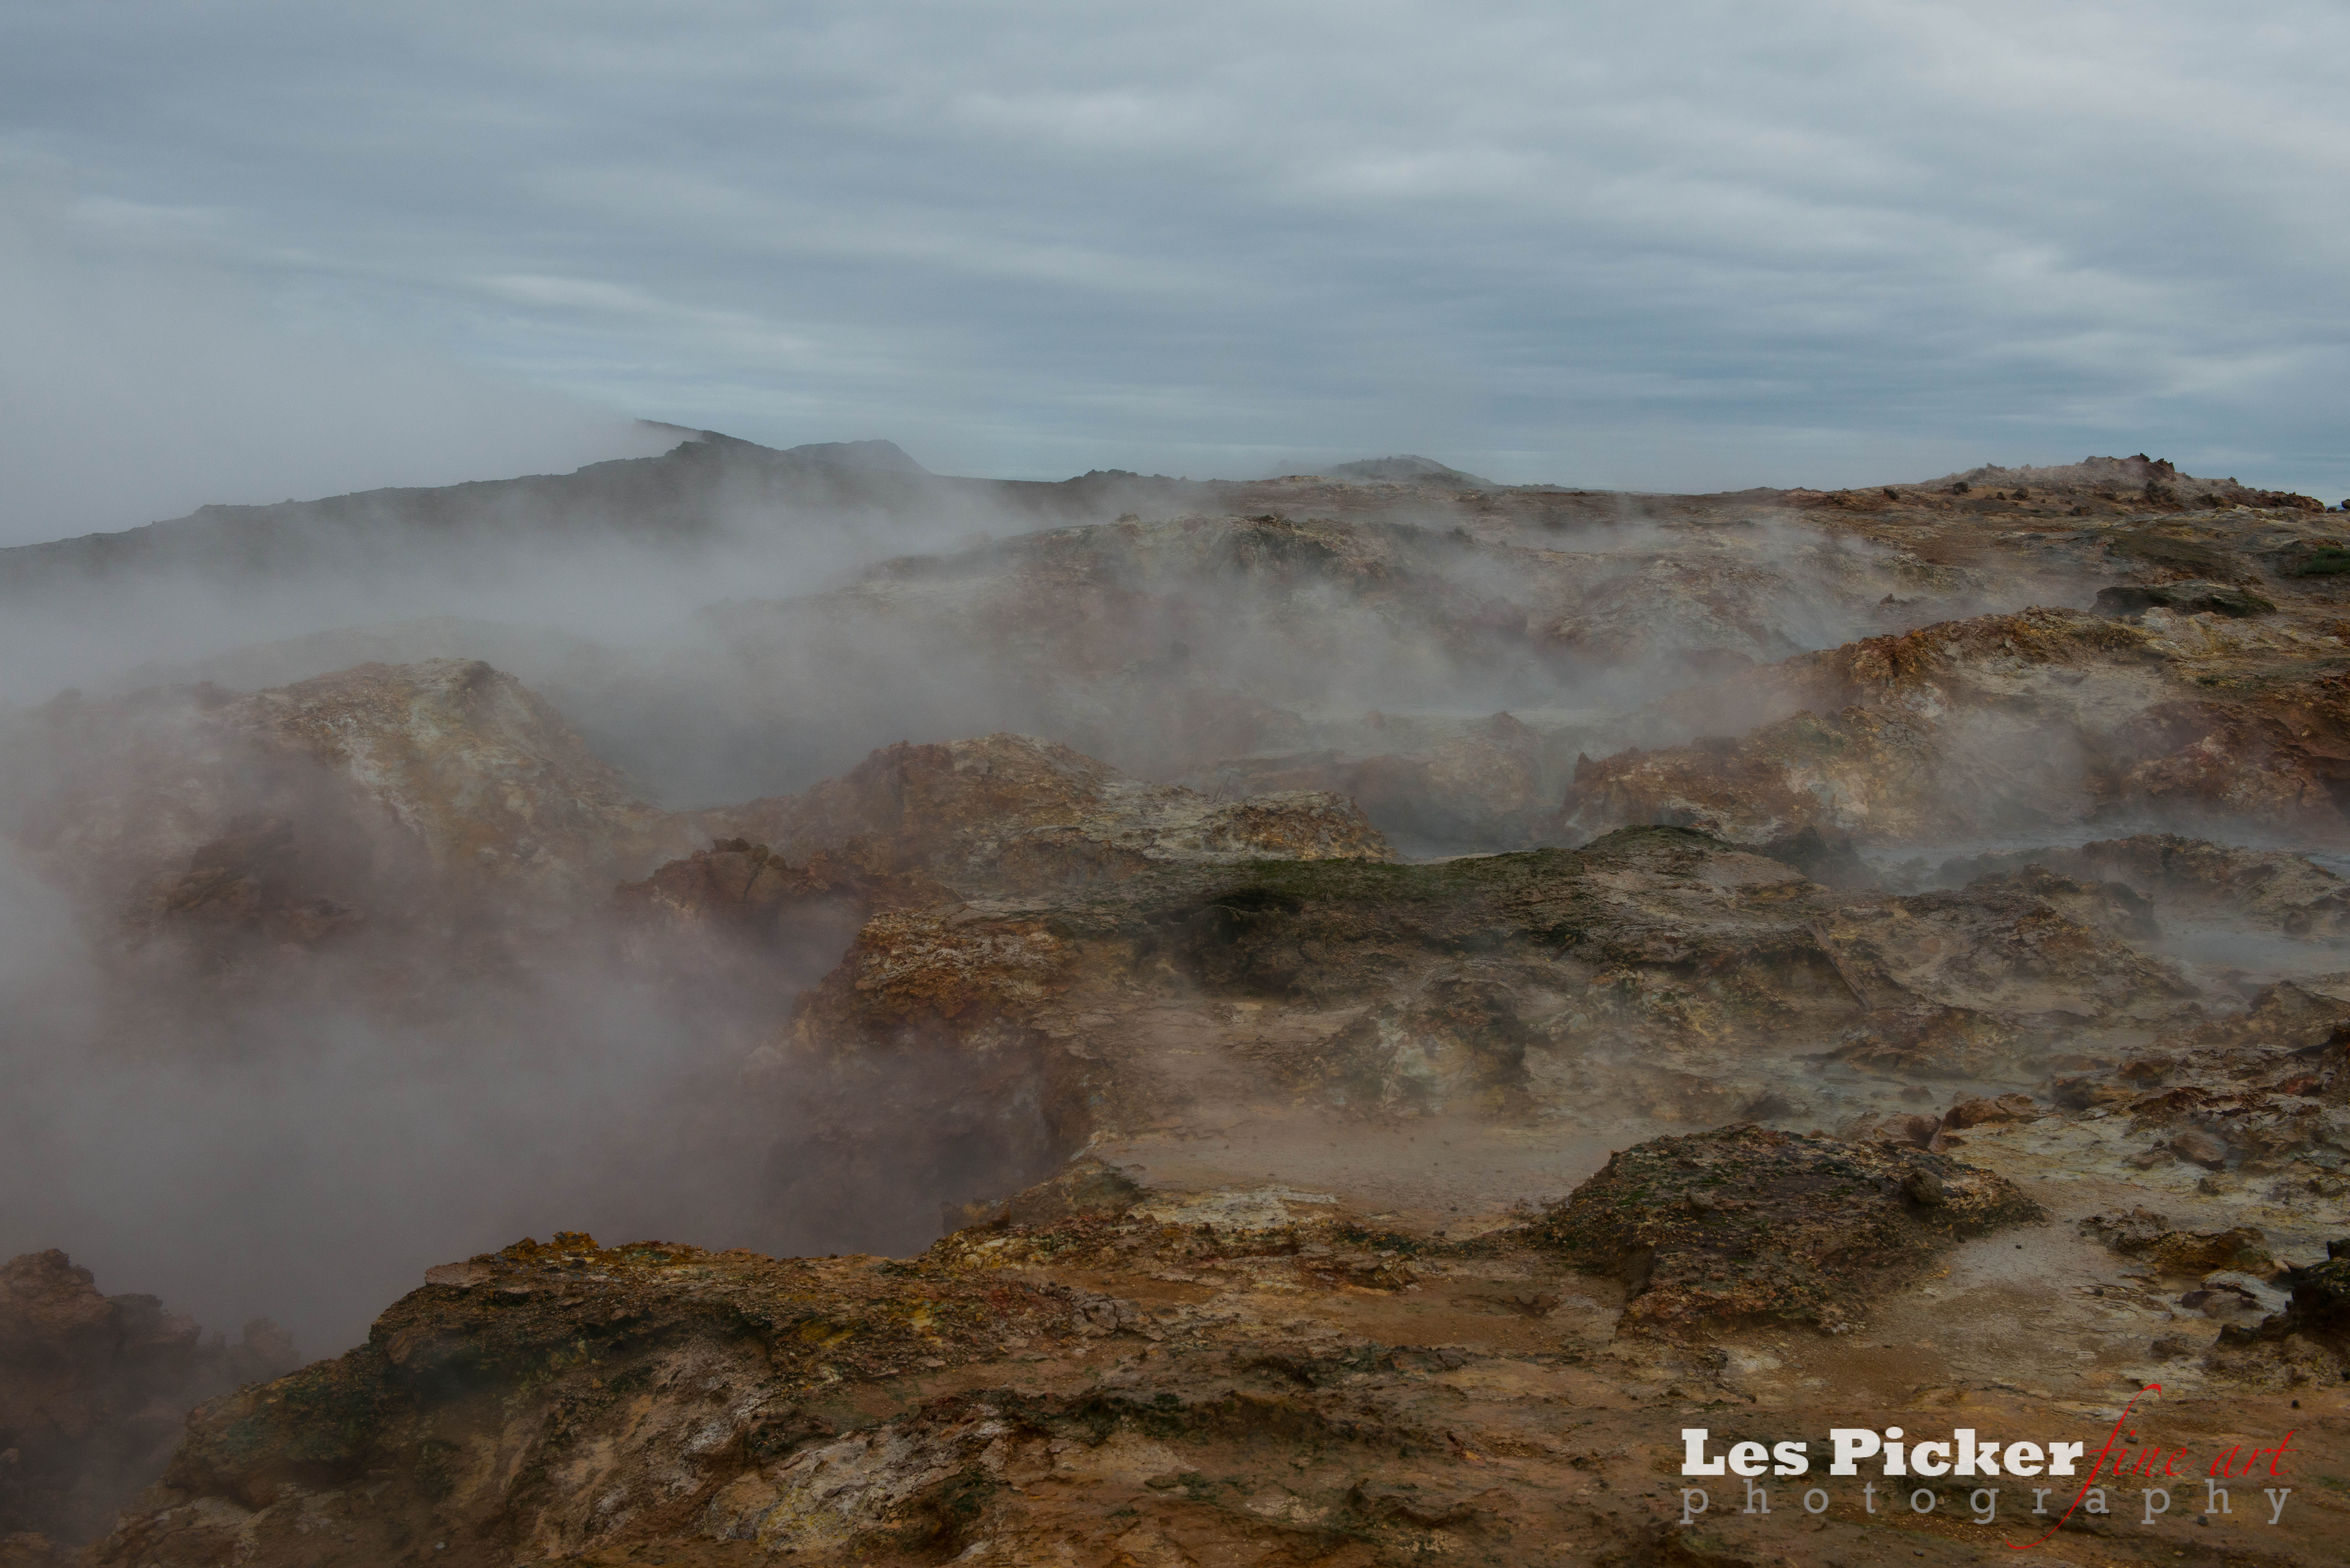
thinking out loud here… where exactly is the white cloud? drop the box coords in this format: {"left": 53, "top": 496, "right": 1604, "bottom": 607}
{"left": 0, "top": 175, "right": 672, "bottom": 543}
{"left": 0, "top": 0, "right": 2344, "bottom": 497}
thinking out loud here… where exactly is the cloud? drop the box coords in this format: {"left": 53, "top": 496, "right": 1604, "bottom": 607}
{"left": 0, "top": 0, "right": 2345, "bottom": 496}
{"left": 0, "top": 173, "right": 672, "bottom": 544}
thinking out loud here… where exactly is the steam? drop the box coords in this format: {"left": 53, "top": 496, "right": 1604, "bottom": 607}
{"left": 0, "top": 472, "right": 1972, "bottom": 1352}
{"left": 0, "top": 411, "right": 2332, "bottom": 1362}
{"left": 0, "top": 837, "right": 847, "bottom": 1353}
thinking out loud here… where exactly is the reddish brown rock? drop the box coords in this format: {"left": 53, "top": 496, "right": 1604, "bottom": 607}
{"left": 1565, "top": 603, "right": 2350, "bottom": 846}
{"left": 2171, "top": 1126, "right": 2232, "bottom": 1169}
{"left": 1179, "top": 710, "right": 1565, "bottom": 851}
{"left": 1937, "top": 834, "right": 2350, "bottom": 939}
{"left": 1943, "top": 1092, "right": 2039, "bottom": 1129}
{"left": 0, "top": 1251, "right": 297, "bottom": 1545}
{"left": 617, "top": 839, "right": 949, "bottom": 940}
{"left": 2079, "top": 1209, "right": 2276, "bottom": 1275}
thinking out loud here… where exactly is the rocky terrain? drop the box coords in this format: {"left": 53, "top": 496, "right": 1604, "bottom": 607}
{"left": 0, "top": 1251, "right": 296, "bottom": 1554}
{"left": 4, "top": 444, "right": 2350, "bottom": 1562}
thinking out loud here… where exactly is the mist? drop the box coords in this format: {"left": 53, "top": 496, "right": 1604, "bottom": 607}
{"left": 0, "top": 402, "right": 2338, "bottom": 1373}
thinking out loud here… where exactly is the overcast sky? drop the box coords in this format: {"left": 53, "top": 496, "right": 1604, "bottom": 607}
{"left": 2, "top": 0, "right": 2344, "bottom": 534}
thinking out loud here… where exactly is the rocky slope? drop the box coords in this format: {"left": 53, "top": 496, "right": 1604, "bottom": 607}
{"left": 3, "top": 667, "right": 1379, "bottom": 988}
{"left": 78, "top": 1159, "right": 2349, "bottom": 1566}
{"left": 10, "top": 453, "right": 2350, "bottom": 1563}
{"left": 703, "top": 732, "right": 1390, "bottom": 894}
{"left": 0, "top": 1252, "right": 295, "bottom": 1551}
{"left": 0, "top": 659, "right": 698, "bottom": 991}
{"left": 75, "top": 791, "right": 2317, "bottom": 1562}
{"left": 0, "top": 434, "right": 954, "bottom": 595}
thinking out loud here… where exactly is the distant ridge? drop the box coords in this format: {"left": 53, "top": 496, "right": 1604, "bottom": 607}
{"left": 783, "top": 439, "right": 929, "bottom": 474}
{"left": 1323, "top": 455, "right": 1497, "bottom": 487}
{"left": 0, "top": 430, "right": 950, "bottom": 595}
{"left": 635, "top": 423, "right": 930, "bottom": 474}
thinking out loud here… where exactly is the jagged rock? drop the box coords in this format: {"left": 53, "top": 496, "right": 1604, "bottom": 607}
{"left": 24, "top": 453, "right": 2350, "bottom": 1567}
{"left": 1755, "top": 823, "right": 1873, "bottom": 886}
{"left": 2172, "top": 1126, "right": 2232, "bottom": 1168}
{"left": 769, "top": 825, "right": 2210, "bottom": 1195}
{"left": 2201, "top": 1270, "right": 2292, "bottom": 1316}
{"left": 1521, "top": 1125, "right": 2044, "bottom": 1333}
{"left": 2089, "top": 992, "right": 2350, "bottom": 1170}
{"left": 1831, "top": 1005, "right": 2016, "bottom": 1079}
{"left": 1179, "top": 711, "right": 1567, "bottom": 851}
{"left": 0, "top": 1251, "right": 297, "bottom": 1545}
{"left": 1836, "top": 1110, "right": 1944, "bottom": 1148}
{"left": 2095, "top": 580, "right": 2277, "bottom": 618}
{"left": 2215, "top": 1244, "right": 2350, "bottom": 1337}
{"left": 9, "top": 660, "right": 696, "bottom": 968}
{"left": 1943, "top": 1092, "right": 2039, "bottom": 1128}
{"left": 1567, "top": 602, "right": 2350, "bottom": 845}
{"left": 2079, "top": 1209, "right": 2276, "bottom": 1275}
{"left": 2281, "top": 1241, "right": 2350, "bottom": 1337}
{"left": 686, "top": 501, "right": 1974, "bottom": 805}
{"left": 618, "top": 838, "right": 950, "bottom": 936}
{"left": 942, "top": 1156, "right": 1145, "bottom": 1232}
{"left": 75, "top": 1223, "right": 1631, "bottom": 1566}
{"left": 707, "top": 733, "right": 1391, "bottom": 894}
{"left": 1932, "top": 834, "right": 2350, "bottom": 939}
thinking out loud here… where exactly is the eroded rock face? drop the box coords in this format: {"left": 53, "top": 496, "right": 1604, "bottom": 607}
{"left": 9, "top": 672, "right": 1389, "bottom": 1008}
{"left": 0, "top": 1252, "right": 295, "bottom": 1547}
{"left": 706, "top": 732, "right": 1391, "bottom": 894}
{"left": 97, "top": 1225, "right": 1630, "bottom": 1567}
{"left": 231, "top": 659, "right": 687, "bottom": 900}
{"left": 2080, "top": 1208, "right": 2277, "bottom": 1276}
{"left": 672, "top": 501, "right": 2009, "bottom": 846}
{"left": 616, "top": 838, "right": 949, "bottom": 933}
{"left": 2245, "top": 1242, "right": 2350, "bottom": 1344}
{"left": 5, "top": 660, "right": 698, "bottom": 974}
{"left": 2021, "top": 980, "right": 2350, "bottom": 1177}
{"left": 1932, "top": 833, "right": 2350, "bottom": 938}
{"left": 1179, "top": 711, "right": 1567, "bottom": 852}
{"left": 1568, "top": 558, "right": 2350, "bottom": 846}
{"left": 1522, "top": 1125, "right": 2043, "bottom": 1333}
{"left": 85, "top": 1190, "right": 2350, "bottom": 1568}
{"left": 771, "top": 826, "right": 2208, "bottom": 1162}
{"left": 1567, "top": 608, "right": 2350, "bottom": 843}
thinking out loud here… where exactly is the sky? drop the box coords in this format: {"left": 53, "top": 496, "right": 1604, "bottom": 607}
{"left": 2, "top": 0, "right": 2345, "bottom": 537}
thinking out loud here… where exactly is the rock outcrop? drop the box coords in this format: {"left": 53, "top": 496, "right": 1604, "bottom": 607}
{"left": 81, "top": 1187, "right": 2350, "bottom": 1567}
{"left": 0, "top": 1252, "right": 295, "bottom": 1548}
{"left": 7, "top": 660, "right": 696, "bottom": 972}
{"left": 1524, "top": 1125, "right": 2043, "bottom": 1333}
{"left": 1569, "top": 605, "right": 2350, "bottom": 844}
{"left": 706, "top": 732, "right": 1391, "bottom": 895}
{"left": 772, "top": 825, "right": 2207, "bottom": 1159}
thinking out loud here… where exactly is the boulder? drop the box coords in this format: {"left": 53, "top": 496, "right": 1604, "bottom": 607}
{"left": 1521, "top": 1125, "right": 2043, "bottom": 1333}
